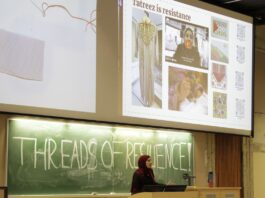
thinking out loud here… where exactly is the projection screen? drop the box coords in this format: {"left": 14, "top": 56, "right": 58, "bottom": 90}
{"left": 122, "top": 0, "right": 253, "bottom": 135}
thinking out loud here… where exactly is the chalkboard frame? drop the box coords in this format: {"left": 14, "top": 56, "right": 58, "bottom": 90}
{"left": 0, "top": 187, "right": 8, "bottom": 198}
{"left": 7, "top": 117, "right": 194, "bottom": 195}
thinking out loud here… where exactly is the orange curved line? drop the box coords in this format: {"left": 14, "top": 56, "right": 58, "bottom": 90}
{"left": 42, "top": 2, "right": 96, "bottom": 32}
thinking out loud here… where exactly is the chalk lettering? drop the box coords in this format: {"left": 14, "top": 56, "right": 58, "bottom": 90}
{"left": 87, "top": 138, "right": 97, "bottom": 170}
{"left": 80, "top": 140, "right": 88, "bottom": 169}
{"left": 165, "top": 144, "right": 172, "bottom": 169}
{"left": 133, "top": 143, "right": 144, "bottom": 168}
{"left": 126, "top": 141, "right": 134, "bottom": 169}
{"left": 34, "top": 138, "right": 47, "bottom": 169}
{"left": 48, "top": 138, "right": 58, "bottom": 169}
{"left": 180, "top": 143, "right": 187, "bottom": 171}
{"left": 12, "top": 136, "right": 193, "bottom": 174}
{"left": 171, "top": 143, "right": 179, "bottom": 170}
{"left": 71, "top": 140, "right": 80, "bottom": 169}
{"left": 61, "top": 139, "right": 72, "bottom": 169}
{"left": 112, "top": 141, "right": 123, "bottom": 167}
{"left": 13, "top": 137, "right": 36, "bottom": 166}
{"left": 155, "top": 144, "right": 165, "bottom": 169}
{"left": 101, "top": 141, "right": 113, "bottom": 169}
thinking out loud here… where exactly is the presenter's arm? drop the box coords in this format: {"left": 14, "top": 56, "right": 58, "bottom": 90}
{"left": 131, "top": 171, "right": 142, "bottom": 194}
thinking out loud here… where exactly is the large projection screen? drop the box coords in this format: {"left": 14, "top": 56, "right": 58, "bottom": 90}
{"left": 0, "top": 0, "right": 97, "bottom": 114}
{"left": 123, "top": 0, "right": 253, "bottom": 135}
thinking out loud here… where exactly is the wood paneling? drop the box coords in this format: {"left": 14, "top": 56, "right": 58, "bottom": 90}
{"left": 215, "top": 134, "right": 242, "bottom": 187}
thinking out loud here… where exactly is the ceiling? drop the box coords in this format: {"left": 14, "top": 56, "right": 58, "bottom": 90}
{"left": 199, "top": 0, "right": 265, "bottom": 25}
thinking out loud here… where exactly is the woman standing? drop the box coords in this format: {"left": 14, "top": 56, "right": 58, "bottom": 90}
{"left": 130, "top": 155, "right": 159, "bottom": 194}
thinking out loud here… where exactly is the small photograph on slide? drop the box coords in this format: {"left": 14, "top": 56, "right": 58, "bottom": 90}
{"left": 213, "top": 92, "right": 227, "bottom": 119}
{"left": 211, "top": 39, "right": 229, "bottom": 64}
{"left": 165, "top": 17, "right": 209, "bottom": 69}
{"left": 168, "top": 66, "right": 208, "bottom": 115}
{"left": 211, "top": 17, "right": 229, "bottom": 41}
{"left": 212, "top": 63, "right": 226, "bottom": 90}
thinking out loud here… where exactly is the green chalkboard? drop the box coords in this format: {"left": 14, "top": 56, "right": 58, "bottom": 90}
{"left": 8, "top": 119, "right": 193, "bottom": 195}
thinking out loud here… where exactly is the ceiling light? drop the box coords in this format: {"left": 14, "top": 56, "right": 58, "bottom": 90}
{"left": 224, "top": 0, "right": 241, "bottom": 4}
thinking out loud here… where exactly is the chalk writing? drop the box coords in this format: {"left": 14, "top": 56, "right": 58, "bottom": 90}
{"left": 8, "top": 119, "right": 193, "bottom": 194}
{"left": 13, "top": 137, "right": 192, "bottom": 172}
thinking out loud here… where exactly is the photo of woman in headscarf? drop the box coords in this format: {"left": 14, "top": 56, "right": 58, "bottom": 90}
{"left": 173, "top": 27, "right": 201, "bottom": 67}
{"left": 165, "top": 17, "right": 209, "bottom": 69}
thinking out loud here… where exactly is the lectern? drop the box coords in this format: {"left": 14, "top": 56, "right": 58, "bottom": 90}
{"left": 129, "top": 187, "right": 240, "bottom": 198}
{"left": 129, "top": 191, "right": 199, "bottom": 198}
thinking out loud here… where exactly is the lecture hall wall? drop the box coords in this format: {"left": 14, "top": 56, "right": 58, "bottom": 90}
{"left": 0, "top": 114, "right": 211, "bottom": 194}
{"left": 1, "top": 1, "right": 265, "bottom": 198}
{"left": 253, "top": 26, "right": 265, "bottom": 198}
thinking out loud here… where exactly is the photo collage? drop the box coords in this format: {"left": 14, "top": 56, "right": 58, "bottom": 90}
{"left": 130, "top": 7, "right": 248, "bottom": 120}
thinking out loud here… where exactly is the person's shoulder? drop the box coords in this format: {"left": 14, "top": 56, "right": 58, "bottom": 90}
{"left": 176, "top": 43, "right": 185, "bottom": 50}
{"left": 134, "top": 168, "right": 144, "bottom": 176}
{"left": 193, "top": 47, "right": 200, "bottom": 54}
{"left": 173, "top": 44, "right": 184, "bottom": 58}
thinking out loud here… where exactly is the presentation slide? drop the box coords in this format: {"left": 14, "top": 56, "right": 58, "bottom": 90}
{"left": 0, "top": 0, "right": 97, "bottom": 113}
{"left": 123, "top": 0, "right": 253, "bottom": 134}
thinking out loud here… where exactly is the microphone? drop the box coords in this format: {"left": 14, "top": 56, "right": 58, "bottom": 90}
{"left": 183, "top": 173, "right": 196, "bottom": 186}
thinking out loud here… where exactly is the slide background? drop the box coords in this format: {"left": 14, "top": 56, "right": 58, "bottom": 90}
{"left": 123, "top": 0, "right": 253, "bottom": 134}
{"left": 0, "top": 0, "right": 96, "bottom": 113}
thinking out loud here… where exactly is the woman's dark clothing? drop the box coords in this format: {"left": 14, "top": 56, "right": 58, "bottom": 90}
{"left": 173, "top": 44, "right": 200, "bottom": 67}
{"left": 130, "top": 168, "right": 157, "bottom": 194}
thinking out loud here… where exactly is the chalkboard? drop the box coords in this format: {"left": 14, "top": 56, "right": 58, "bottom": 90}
{"left": 8, "top": 119, "right": 193, "bottom": 195}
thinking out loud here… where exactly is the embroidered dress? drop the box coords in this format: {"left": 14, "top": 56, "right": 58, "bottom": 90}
{"left": 137, "top": 17, "right": 158, "bottom": 107}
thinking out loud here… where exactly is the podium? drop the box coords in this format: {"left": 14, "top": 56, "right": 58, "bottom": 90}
{"left": 130, "top": 191, "right": 198, "bottom": 198}
{"left": 195, "top": 187, "right": 241, "bottom": 198}
{"left": 129, "top": 187, "right": 240, "bottom": 198}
